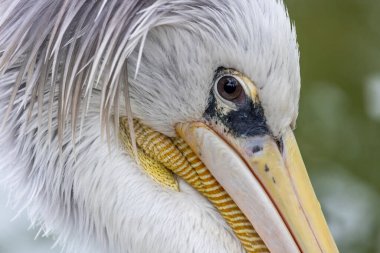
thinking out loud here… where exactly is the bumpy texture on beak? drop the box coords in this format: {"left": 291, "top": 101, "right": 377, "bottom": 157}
{"left": 120, "top": 118, "right": 269, "bottom": 253}
{"left": 176, "top": 122, "right": 339, "bottom": 253}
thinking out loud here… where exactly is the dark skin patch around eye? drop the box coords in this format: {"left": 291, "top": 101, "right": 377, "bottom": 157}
{"left": 204, "top": 92, "right": 270, "bottom": 138}
{"left": 204, "top": 67, "right": 271, "bottom": 138}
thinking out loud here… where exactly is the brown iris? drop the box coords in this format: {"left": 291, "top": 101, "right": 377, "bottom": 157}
{"left": 217, "top": 76, "right": 244, "bottom": 102}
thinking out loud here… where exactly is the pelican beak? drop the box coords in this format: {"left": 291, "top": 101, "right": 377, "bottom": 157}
{"left": 176, "top": 123, "right": 339, "bottom": 253}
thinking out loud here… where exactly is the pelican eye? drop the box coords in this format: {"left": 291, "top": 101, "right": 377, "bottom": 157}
{"left": 216, "top": 76, "right": 245, "bottom": 102}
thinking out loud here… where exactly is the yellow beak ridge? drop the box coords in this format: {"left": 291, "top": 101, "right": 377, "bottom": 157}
{"left": 176, "top": 122, "right": 339, "bottom": 253}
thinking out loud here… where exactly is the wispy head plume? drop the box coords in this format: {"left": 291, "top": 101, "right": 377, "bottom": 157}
{"left": 0, "top": 0, "right": 161, "bottom": 144}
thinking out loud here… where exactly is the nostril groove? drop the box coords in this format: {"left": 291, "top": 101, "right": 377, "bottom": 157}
{"left": 252, "top": 145, "right": 263, "bottom": 154}
{"left": 276, "top": 137, "right": 284, "bottom": 154}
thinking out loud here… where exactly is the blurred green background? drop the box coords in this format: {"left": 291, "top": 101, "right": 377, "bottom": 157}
{"left": 285, "top": 0, "right": 380, "bottom": 252}
{"left": 1, "top": 1, "right": 379, "bottom": 253}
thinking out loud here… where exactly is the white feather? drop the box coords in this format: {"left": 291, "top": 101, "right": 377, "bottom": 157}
{"left": 0, "top": 0, "right": 300, "bottom": 252}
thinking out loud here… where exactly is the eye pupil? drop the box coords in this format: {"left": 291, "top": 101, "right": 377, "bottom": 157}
{"left": 216, "top": 76, "right": 244, "bottom": 102}
{"left": 224, "top": 79, "right": 237, "bottom": 94}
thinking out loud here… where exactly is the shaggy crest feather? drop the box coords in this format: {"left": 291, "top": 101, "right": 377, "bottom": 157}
{"left": 0, "top": 0, "right": 301, "bottom": 252}
{"left": 1, "top": 0, "right": 158, "bottom": 141}
{"left": 0, "top": 0, "right": 299, "bottom": 139}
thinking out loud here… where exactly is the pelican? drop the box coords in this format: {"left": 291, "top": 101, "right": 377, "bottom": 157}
{"left": 0, "top": 1, "right": 339, "bottom": 253}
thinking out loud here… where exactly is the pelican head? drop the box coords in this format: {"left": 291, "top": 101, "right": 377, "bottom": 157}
{"left": 0, "top": 1, "right": 338, "bottom": 253}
